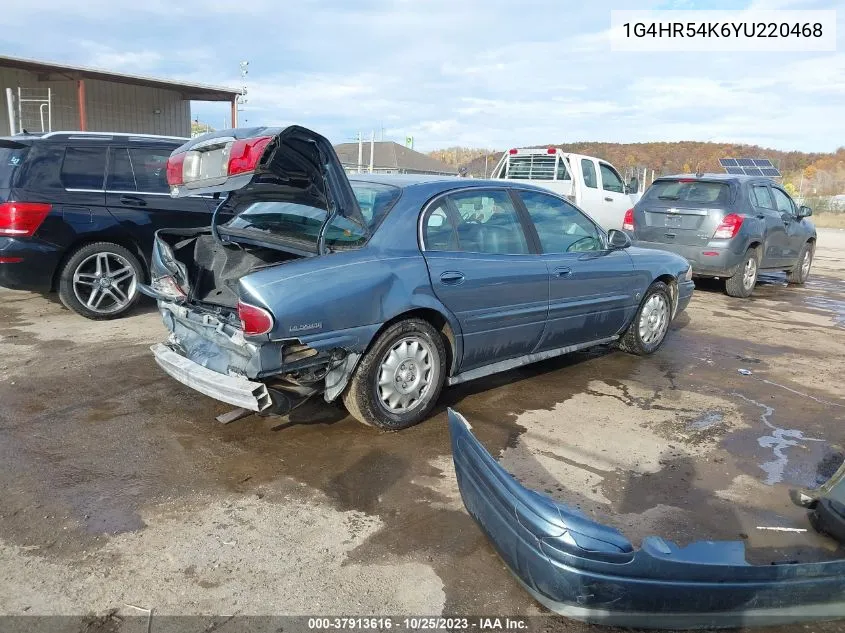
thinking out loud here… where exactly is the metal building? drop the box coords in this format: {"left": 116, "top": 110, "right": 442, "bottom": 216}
{"left": 1, "top": 55, "right": 241, "bottom": 137}
{"left": 334, "top": 141, "right": 458, "bottom": 176}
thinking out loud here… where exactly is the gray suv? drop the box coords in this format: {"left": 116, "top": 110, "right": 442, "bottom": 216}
{"left": 623, "top": 174, "right": 816, "bottom": 297}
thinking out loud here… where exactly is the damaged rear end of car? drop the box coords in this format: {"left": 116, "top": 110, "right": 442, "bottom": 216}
{"left": 142, "top": 125, "right": 373, "bottom": 415}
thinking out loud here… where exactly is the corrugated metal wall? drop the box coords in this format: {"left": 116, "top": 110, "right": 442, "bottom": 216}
{"left": 0, "top": 66, "right": 191, "bottom": 137}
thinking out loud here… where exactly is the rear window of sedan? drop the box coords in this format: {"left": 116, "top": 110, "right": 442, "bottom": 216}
{"left": 223, "top": 181, "right": 401, "bottom": 250}
{"left": 644, "top": 180, "right": 731, "bottom": 205}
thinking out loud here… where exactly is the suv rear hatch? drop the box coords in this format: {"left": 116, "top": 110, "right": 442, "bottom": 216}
{"left": 634, "top": 178, "right": 735, "bottom": 246}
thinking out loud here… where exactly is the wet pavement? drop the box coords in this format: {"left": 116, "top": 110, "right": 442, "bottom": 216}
{"left": 1, "top": 229, "right": 844, "bottom": 631}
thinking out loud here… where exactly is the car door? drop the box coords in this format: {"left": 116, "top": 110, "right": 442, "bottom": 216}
{"left": 769, "top": 185, "right": 804, "bottom": 265}
{"left": 105, "top": 144, "right": 216, "bottom": 255}
{"left": 420, "top": 188, "right": 549, "bottom": 372}
{"left": 515, "top": 189, "right": 635, "bottom": 350}
{"left": 597, "top": 161, "right": 633, "bottom": 230}
{"left": 748, "top": 183, "right": 788, "bottom": 268}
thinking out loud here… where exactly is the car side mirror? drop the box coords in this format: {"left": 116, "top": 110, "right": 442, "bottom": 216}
{"left": 798, "top": 205, "right": 813, "bottom": 218}
{"left": 607, "top": 229, "right": 631, "bottom": 249}
{"left": 627, "top": 177, "right": 639, "bottom": 195}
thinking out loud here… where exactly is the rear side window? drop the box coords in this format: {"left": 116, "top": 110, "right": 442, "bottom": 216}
{"left": 0, "top": 145, "right": 28, "bottom": 188}
{"left": 581, "top": 159, "right": 597, "bottom": 188}
{"left": 128, "top": 147, "right": 170, "bottom": 193}
{"left": 644, "top": 180, "right": 730, "bottom": 205}
{"left": 61, "top": 147, "right": 106, "bottom": 190}
{"left": 750, "top": 185, "right": 775, "bottom": 209}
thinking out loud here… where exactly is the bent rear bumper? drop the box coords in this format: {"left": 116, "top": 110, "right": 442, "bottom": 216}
{"left": 151, "top": 343, "right": 272, "bottom": 412}
{"left": 447, "top": 408, "right": 845, "bottom": 630}
{"left": 634, "top": 240, "right": 743, "bottom": 277}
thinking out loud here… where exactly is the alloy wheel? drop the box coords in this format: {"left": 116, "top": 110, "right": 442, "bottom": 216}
{"left": 743, "top": 257, "right": 757, "bottom": 291}
{"left": 801, "top": 249, "right": 812, "bottom": 278}
{"left": 72, "top": 252, "right": 137, "bottom": 314}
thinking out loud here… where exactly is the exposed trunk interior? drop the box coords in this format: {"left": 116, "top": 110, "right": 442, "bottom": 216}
{"left": 159, "top": 230, "right": 303, "bottom": 307}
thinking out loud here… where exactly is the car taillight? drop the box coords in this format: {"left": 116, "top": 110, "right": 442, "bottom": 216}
{"left": 0, "top": 202, "right": 52, "bottom": 237}
{"left": 151, "top": 275, "right": 186, "bottom": 300}
{"left": 166, "top": 135, "right": 273, "bottom": 193}
{"left": 713, "top": 213, "right": 743, "bottom": 239}
{"left": 228, "top": 136, "right": 273, "bottom": 176}
{"left": 166, "top": 152, "right": 186, "bottom": 186}
{"left": 237, "top": 300, "right": 274, "bottom": 336}
{"left": 622, "top": 208, "right": 635, "bottom": 231}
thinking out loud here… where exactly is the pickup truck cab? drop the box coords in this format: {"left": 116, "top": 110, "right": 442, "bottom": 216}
{"left": 490, "top": 148, "right": 637, "bottom": 230}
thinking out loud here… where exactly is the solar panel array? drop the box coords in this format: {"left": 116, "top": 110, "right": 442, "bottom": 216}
{"left": 719, "top": 158, "right": 781, "bottom": 178}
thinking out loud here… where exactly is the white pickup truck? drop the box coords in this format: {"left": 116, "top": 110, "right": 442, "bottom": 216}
{"left": 490, "top": 148, "right": 638, "bottom": 230}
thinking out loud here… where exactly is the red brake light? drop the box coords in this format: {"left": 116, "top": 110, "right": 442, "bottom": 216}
{"left": 547, "top": 147, "right": 556, "bottom": 154}
{"left": 508, "top": 148, "right": 518, "bottom": 155}
{"left": 166, "top": 152, "right": 186, "bottom": 186}
{"left": 622, "top": 208, "right": 635, "bottom": 231}
{"left": 237, "top": 300, "right": 274, "bottom": 336}
{"left": 0, "top": 202, "right": 52, "bottom": 237}
{"left": 0, "top": 257, "right": 23, "bottom": 263}
{"left": 228, "top": 136, "right": 273, "bottom": 177}
{"left": 713, "top": 213, "right": 743, "bottom": 239}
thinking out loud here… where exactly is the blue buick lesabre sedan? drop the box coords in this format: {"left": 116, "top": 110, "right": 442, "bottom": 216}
{"left": 141, "top": 126, "right": 694, "bottom": 430}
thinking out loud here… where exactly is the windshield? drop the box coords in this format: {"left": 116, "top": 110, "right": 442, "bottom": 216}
{"left": 222, "top": 181, "right": 401, "bottom": 250}
{"left": 0, "top": 145, "right": 28, "bottom": 189}
{"left": 644, "top": 179, "right": 731, "bottom": 205}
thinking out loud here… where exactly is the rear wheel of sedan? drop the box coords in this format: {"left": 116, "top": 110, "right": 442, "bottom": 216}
{"left": 618, "top": 281, "right": 672, "bottom": 356}
{"left": 724, "top": 247, "right": 759, "bottom": 298}
{"left": 786, "top": 241, "right": 814, "bottom": 285}
{"left": 58, "top": 242, "right": 143, "bottom": 320}
{"left": 343, "top": 318, "right": 446, "bottom": 430}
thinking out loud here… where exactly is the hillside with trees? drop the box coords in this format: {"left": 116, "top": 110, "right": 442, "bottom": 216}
{"left": 430, "top": 142, "right": 845, "bottom": 198}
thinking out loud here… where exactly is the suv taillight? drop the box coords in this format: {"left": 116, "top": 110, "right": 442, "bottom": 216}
{"left": 713, "top": 213, "right": 743, "bottom": 239}
{"left": 237, "top": 300, "right": 274, "bottom": 336}
{"left": 0, "top": 202, "right": 52, "bottom": 237}
{"left": 622, "top": 208, "right": 635, "bottom": 231}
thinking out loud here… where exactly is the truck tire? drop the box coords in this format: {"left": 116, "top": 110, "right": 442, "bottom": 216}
{"left": 724, "top": 248, "right": 759, "bottom": 298}
{"left": 618, "top": 281, "right": 673, "bottom": 356}
{"left": 58, "top": 242, "right": 143, "bottom": 320}
{"left": 343, "top": 318, "right": 446, "bottom": 430}
{"left": 786, "top": 241, "right": 814, "bottom": 285}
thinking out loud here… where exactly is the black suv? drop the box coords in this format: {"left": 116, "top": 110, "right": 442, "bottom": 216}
{"left": 0, "top": 132, "right": 219, "bottom": 318}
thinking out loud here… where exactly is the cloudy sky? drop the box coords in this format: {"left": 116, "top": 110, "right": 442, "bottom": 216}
{"left": 3, "top": 0, "right": 843, "bottom": 151}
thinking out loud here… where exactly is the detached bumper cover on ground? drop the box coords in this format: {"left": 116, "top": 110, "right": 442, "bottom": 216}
{"left": 447, "top": 408, "right": 845, "bottom": 630}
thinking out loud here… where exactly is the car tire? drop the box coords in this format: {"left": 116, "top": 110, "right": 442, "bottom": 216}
{"left": 786, "top": 242, "right": 814, "bottom": 285}
{"left": 724, "top": 247, "right": 759, "bottom": 298}
{"left": 58, "top": 242, "right": 144, "bottom": 320}
{"left": 617, "top": 281, "right": 673, "bottom": 356}
{"left": 343, "top": 318, "right": 447, "bottom": 430}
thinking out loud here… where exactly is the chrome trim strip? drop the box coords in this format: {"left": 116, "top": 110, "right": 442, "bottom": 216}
{"left": 447, "top": 335, "right": 618, "bottom": 386}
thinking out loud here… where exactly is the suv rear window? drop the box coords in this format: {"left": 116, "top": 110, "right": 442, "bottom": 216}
{"left": 644, "top": 180, "right": 731, "bottom": 205}
{"left": 0, "top": 145, "right": 28, "bottom": 189}
{"left": 222, "top": 181, "right": 401, "bottom": 250}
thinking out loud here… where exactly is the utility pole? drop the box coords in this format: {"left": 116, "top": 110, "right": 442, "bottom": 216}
{"left": 236, "top": 61, "right": 249, "bottom": 127}
{"left": 357, "top": 131, "right": 363, "bottom": 174}
{"left": 369, "top": 130, "right": 375, "bottom": 174}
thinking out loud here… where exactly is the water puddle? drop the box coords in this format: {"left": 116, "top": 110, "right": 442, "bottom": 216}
{"left": 688, "top": 410, "right": 724, "bottom": 431}
{"left": 732, "top": 393, "right": 826, "bottom": 486}
{"left": 804, "top": 295, "right": 845, "bottom": 326}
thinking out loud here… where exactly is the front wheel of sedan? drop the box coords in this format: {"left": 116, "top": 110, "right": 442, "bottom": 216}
{"left": 58, "top": 242, "right": 144, "bottom": 320}
{"left": 343, "top": 318, "right": 447, "bottom": 430}
{"left": 618, "top": 281, "right": 673, "bottom": 356}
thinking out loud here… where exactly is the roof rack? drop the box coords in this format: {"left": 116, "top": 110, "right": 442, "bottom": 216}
{"left": 40, "top": 131, "right": 188, "bottom": 142}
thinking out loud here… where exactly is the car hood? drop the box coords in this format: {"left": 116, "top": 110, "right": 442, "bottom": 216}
{"left": 169, "top": 125, "right": 367, "bottom": 231}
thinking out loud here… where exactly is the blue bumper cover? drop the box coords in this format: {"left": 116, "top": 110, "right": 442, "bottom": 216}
{"left": 447, "top": 409, "right": 845, "bottom": 629}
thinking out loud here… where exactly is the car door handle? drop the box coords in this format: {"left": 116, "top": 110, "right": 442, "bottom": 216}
{"left": 553, "top": 266, "right": 572, "bottom": 278}
{"left": 119, "top": 195, "right": 146, "bottom": 206}
{"left": 604, "top": 197, "right": 614, "bottom": 202}
{"left": 756, "top": 214, "right": 766, "bottom": 219}
{"left": 440, "top": 271, "right": 465, "bottom": 285}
